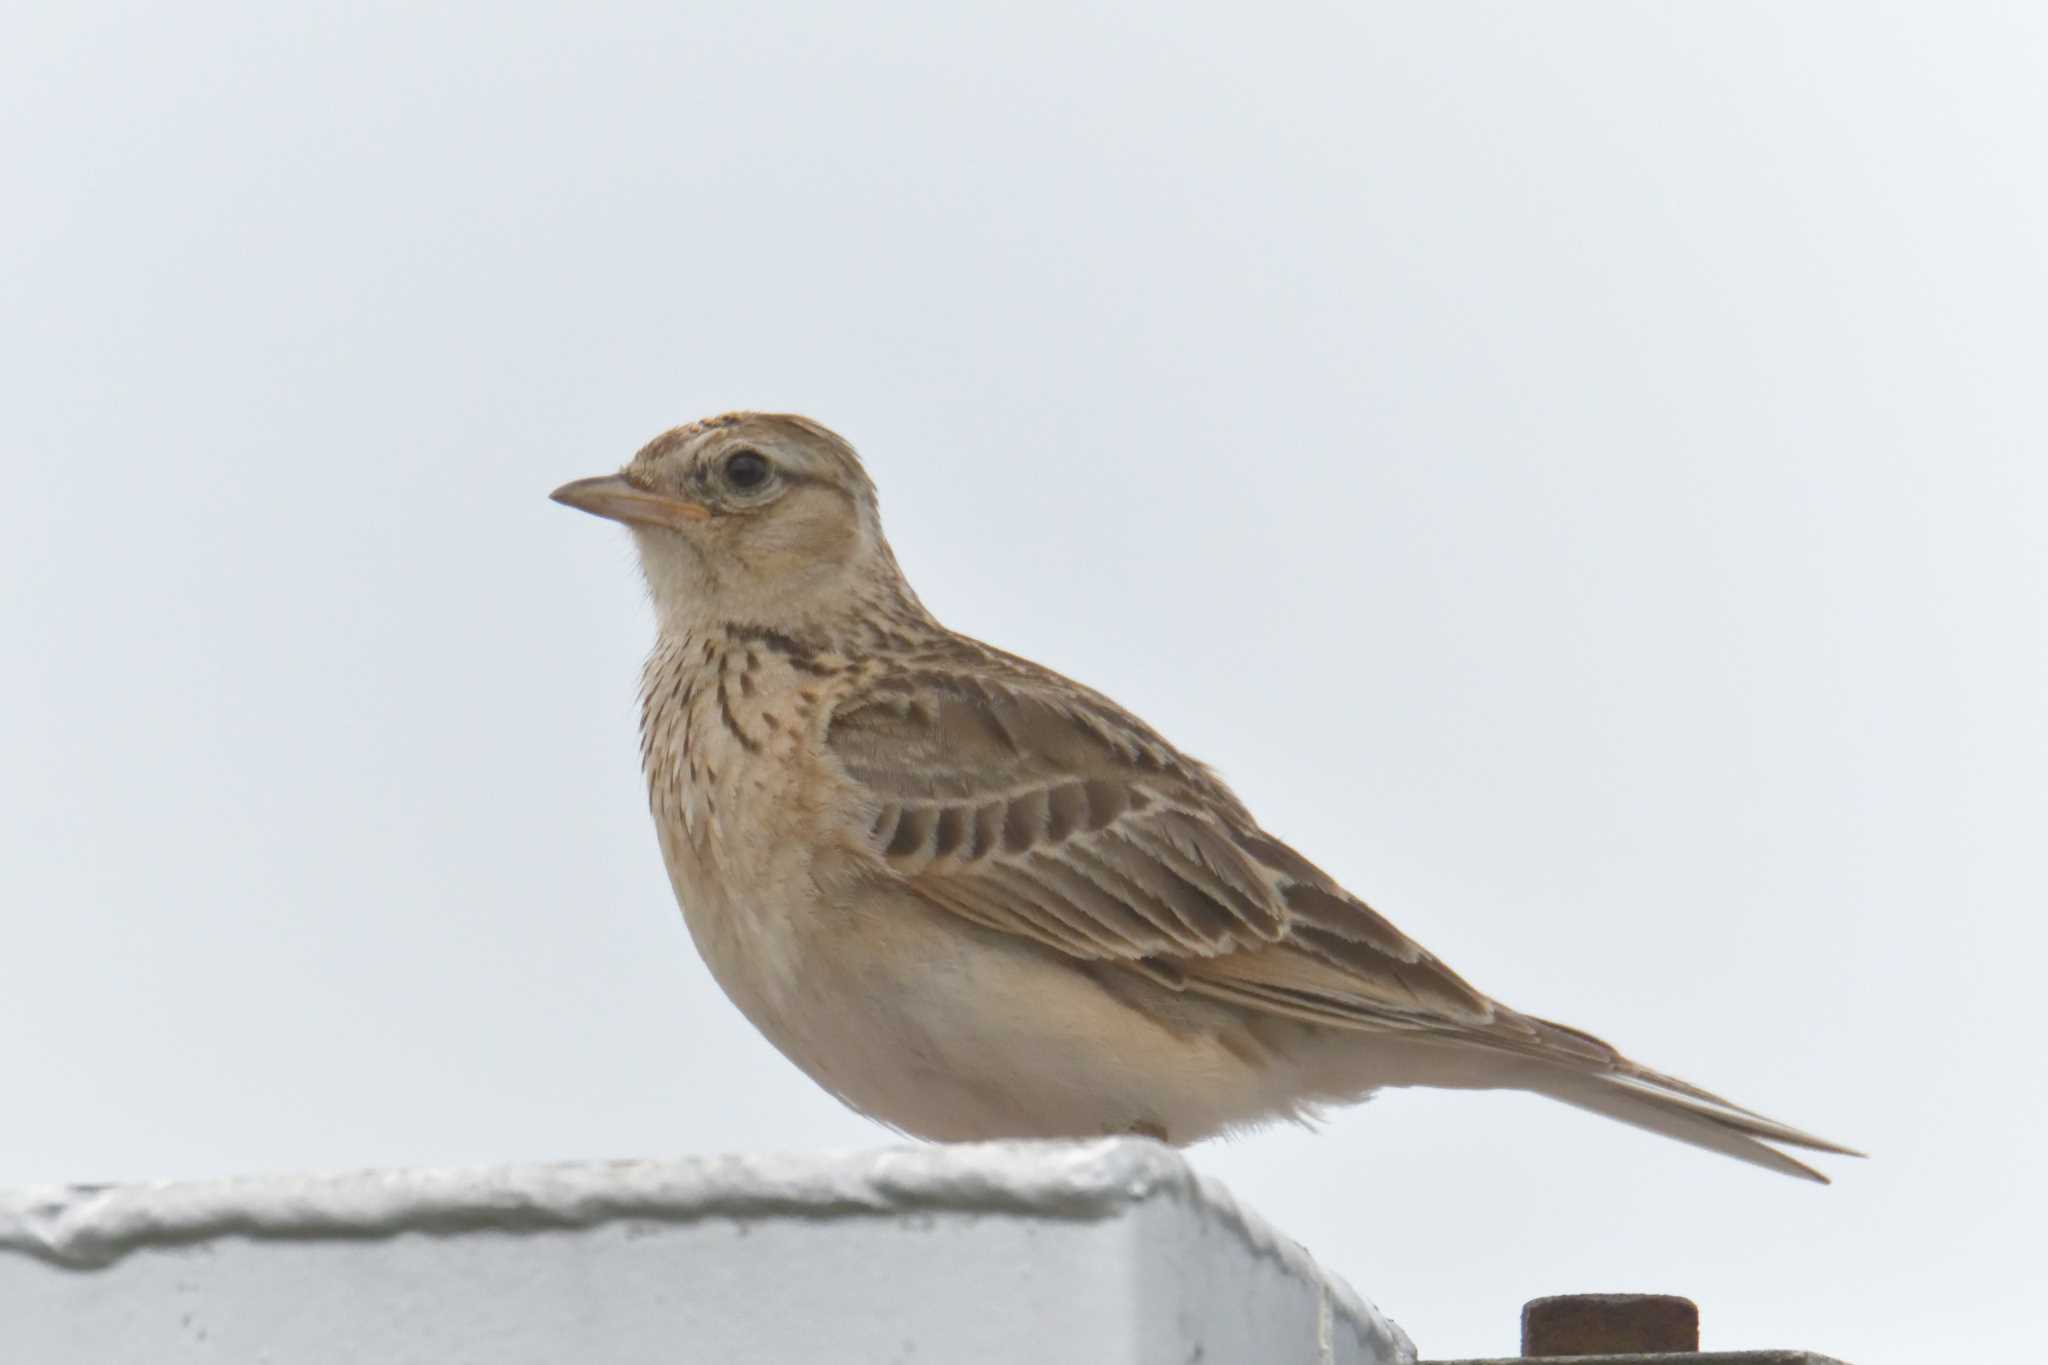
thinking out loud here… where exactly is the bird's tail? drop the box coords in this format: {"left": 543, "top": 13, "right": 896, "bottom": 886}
{"left": 1518, "top": 1019, "right": 1862, "bottom": 1182}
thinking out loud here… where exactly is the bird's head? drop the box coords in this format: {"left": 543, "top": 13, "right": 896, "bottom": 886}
{"left": 553, "top": 412, "right": 915, "bottom": 632}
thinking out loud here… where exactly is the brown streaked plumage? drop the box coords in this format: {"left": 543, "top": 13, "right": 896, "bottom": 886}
{"left": 553, "top": 412, "right": 1860, "bottom": 1181}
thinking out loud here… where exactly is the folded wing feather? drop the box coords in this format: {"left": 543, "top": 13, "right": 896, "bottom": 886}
{"left": 827, "top": 668, "right": 1502, "bottom": 1033}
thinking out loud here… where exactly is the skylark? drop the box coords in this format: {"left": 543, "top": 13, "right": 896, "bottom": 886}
{"left": 553, "top": 413, "right": 1855, "bottom": 1181}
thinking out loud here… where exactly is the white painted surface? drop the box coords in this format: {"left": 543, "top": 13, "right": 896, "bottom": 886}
{"left": 0, "top": 1139, "right": 1414, "bottom": 1364}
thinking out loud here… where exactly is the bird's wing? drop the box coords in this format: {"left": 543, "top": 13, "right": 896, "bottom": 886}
{"left": 825, "top": 661, "right": 1860, "bottom": 1178}
{"left": 824, "top": 663, "right": 1508, "bottom": 1035}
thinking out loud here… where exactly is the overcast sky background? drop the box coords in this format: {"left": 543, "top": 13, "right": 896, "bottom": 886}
{"left": 4, "top": 4, "right": 2042, "bottom": 1360}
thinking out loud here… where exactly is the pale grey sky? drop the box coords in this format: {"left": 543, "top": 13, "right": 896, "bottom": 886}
{"left": 4, "top": 4, "right": 2042, "bottom": 1360}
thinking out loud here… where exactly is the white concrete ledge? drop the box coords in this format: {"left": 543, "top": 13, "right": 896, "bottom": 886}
{"left": 1, "top": 1138, "right": 1414, "bottom": 1364}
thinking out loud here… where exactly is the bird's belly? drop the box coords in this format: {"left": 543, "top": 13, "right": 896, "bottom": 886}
{"left": 661, "top": 849, "right": 1304, "bottom": 1143}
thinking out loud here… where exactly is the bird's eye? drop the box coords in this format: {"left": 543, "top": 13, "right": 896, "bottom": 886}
{"left": 723, "top": 450, "right": 772, "bottom": 490}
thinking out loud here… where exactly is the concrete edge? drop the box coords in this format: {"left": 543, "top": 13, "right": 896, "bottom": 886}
{"left": 0, "top": 1138, "right": 1175, "bottom": 1267}
{"left": 0, "top": 1135, "right": 1410, "bottom": 1359}
{"left": 0, "top": 1139, "right": 1415, "bottom": 1358}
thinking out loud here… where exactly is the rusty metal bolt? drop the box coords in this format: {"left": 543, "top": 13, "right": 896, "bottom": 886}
{"left": 1522, "top": 1294, "right": 1700, "bottom": 1356}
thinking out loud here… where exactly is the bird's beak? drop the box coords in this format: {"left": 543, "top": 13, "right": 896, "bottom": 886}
{"left": 550, "top": 474, "right": 713, "bottom": 531}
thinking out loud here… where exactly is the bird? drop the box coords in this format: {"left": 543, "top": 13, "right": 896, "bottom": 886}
{"left": 552, "top": 412, "right": 1857, "bottom": 1182}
